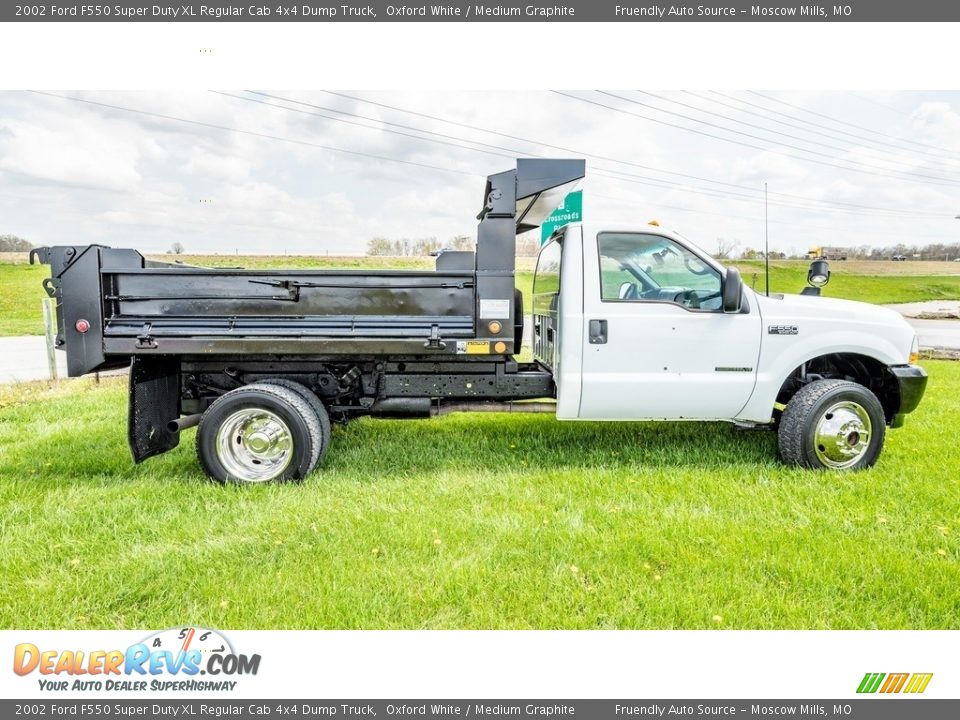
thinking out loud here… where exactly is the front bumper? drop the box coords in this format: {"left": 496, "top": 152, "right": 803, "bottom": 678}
{"left": 889, "top": 364, "right": 928, "bottom": 428}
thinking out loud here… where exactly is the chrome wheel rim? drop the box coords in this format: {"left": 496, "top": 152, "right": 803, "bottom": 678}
{"left": 215, "top": 408, "right": 293, "bottom": 482}
{"left": 814, "top": 400, "right": 872, "bottom": 469}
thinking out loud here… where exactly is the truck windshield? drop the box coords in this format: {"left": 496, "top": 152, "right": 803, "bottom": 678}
{"left": 598, "top": 232, "right": 723, "bottom": 311}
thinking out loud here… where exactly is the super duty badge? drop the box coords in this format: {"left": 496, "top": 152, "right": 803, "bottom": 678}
{"left": 768, "top": 325, "right": 799, "bottom": 335}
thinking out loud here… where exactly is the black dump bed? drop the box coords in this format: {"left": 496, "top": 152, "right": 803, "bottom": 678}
{"left": 33, "top": 159, "right": 585, "bottom": 377}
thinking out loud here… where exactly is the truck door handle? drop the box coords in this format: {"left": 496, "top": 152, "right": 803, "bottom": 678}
{"left": 588, "top": 319, "right": 608, "bottom": 344}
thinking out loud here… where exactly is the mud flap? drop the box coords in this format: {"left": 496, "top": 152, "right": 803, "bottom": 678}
{"left": 128, "top": 356, "right": 181, "bottom": 463}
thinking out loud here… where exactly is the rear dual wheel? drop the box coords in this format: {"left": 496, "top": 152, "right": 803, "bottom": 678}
{"left": 196, "top": 381, "right": 330, "bottom": 484}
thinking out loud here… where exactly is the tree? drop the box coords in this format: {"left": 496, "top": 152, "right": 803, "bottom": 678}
{"left": 170, "top": 241, "right": 185, "bottom": 255}
{"left": 715, "top": 237, "right": 738, "bottom": 259}
{"left": 413, "top": 237, "right": 442, "bottom": 256}
{"left": 449, "top": 234, "right": 475, "bottom": 252}
{"left": 516, "top": 236, "right": 541, "bottom": 257}
{"left": 366, "top": 236, "right": 394, "bottom": 256}
{"left": 0, "top": 234, "right": 33, "bottom": 252}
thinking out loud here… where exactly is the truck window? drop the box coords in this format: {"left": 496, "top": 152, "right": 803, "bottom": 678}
{"left": 533, "top": 239, "right": 562, "bottom": 310}
{"left": 598, "top": 232, "right": 722, "bottom": 311}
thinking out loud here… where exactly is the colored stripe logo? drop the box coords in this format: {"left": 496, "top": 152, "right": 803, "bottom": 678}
{"left": 857, "top": 672, "right": 933, "bottom": 694}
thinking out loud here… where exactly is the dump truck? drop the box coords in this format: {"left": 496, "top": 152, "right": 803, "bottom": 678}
{"left": 33, "top": 159, "right": 927, "bottom": 483}
{"left": 807, "top": 246, "right": 851, "bottom": 261}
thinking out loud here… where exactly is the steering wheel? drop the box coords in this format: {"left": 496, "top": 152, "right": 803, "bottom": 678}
{"left": 618, "top": 282, "right": 640, "bottom": 300}
{"left": 684, "top": 256, "right": 712, "bottom": 276}
{"left": 676, "top": 289, "right": 701, "bottom": 309}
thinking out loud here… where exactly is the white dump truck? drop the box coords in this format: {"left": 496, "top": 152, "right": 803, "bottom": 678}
{"left": 35, "top": 159, "right": 926, "bottom": 483}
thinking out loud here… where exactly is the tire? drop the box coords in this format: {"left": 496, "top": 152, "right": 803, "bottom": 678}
{"left": 778, "top": 379, "right": 886, "bottom": 470}
{"left": 196, "top": 382, "right": 324, "bottom": 484}
{"left": 256, "top": 378, "right": 331, "bottom": 473}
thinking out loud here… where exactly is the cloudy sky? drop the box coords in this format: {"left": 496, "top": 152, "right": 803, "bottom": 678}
{"left": 1, "top": 90, "right": 958, "bottom": 257}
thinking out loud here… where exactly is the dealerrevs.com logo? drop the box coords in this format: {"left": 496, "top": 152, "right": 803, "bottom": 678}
{"left": 13, "top": 627, "right": 261, "bottom": 692}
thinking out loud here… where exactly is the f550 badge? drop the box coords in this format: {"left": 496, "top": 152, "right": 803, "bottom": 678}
{"left": 768, "top": 325, "right": 799, "bottom": 335}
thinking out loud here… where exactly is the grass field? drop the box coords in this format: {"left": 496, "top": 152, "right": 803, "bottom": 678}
{"left": 1, "top": 361, "right": 957, "bottom": 630}
{"left": 0, "top": 262, "right": 53, "bottom": 336}
{"left": 2, "top": 253, "right": 959, "bottom": 336}
{"left": 734, "top": 260, "right": 960, "bottom": 305}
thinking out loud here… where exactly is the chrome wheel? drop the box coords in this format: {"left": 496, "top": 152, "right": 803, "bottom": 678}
{"left": 813, "top": 400, "right": 872, "bottom": 469}
{"left": 215, "top": 408, "right": 293, "bottom": 482}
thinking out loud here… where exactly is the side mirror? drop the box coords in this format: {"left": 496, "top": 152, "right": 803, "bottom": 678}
{"left": 618, "top": 281, "right": 636, "bottom": 300}
{"left": 722, "top": 267, "right": 743, "bottom": 313}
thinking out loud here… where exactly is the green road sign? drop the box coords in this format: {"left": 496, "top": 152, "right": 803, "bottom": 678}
{"left": 540, "top": 190, "right": 582, "bottom": 243}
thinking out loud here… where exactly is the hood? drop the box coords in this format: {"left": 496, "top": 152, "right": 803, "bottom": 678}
{"left": 755, "top": 291, "right": 904, "bottom": 326}
{"left": 751, "top": 289, "right": 916, "bottom": 363}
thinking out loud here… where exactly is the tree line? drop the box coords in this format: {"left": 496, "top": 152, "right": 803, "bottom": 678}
{"left": 0, "top": 234, "right": 33, "bottom": 252}
{"left": 366, "top": 234, "right": 542, "bottom": 257}
{"left": 715, "top": 237, "right": 960, "bottom": 261}
{"left": 841, "top": 242, "right": 960, "bottom": 261}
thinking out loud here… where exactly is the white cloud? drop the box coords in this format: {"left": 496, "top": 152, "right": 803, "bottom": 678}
{"left": 182, "top": 150, "right": 252, "bottom": 182}
{"left": 730, "top": 150, "right": 807, "bottom": 184}
{"left": 908, "top": 102, "right": 960, "bottom": 152}
{"left": 1, "top": 90, "right": 958, "bottom": 255}
{"left": 0, "top": 114, "right": 155, "bottom": 191}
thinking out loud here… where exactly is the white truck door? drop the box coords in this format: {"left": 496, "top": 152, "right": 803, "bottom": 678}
{"left": 578, "top": 230, "right": 762, "bottom": 420}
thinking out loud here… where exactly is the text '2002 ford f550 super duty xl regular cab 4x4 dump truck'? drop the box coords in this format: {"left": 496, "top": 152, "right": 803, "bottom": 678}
{"left": 32, "top": 159, "right": 927, "bottom": 483}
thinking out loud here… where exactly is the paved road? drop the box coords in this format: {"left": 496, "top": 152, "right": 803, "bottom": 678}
{"left": 884, "top": 302, "right": 960, "bottom": 351}
{"left": 0, "top": 335, "right": 68, "bottom": 384}
{"left": 0, "top": 336, "right": 130, "bottom": 384}
{"left": 885, "top": 300, "right": 960, "bottom": 318}
{"left": 906, "top": 318, "right": 960, "bottom": 351}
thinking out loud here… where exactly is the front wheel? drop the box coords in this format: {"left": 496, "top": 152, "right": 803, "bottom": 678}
{"left": 778, "top": 379, "right": 886, "bottom": 470}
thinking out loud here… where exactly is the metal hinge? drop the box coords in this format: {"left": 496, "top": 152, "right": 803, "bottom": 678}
{"left": 136, "top": 323, "right": 158, "bottom": 349}
{"left": 424, "top": 324, "right": 446, "bottom": 350}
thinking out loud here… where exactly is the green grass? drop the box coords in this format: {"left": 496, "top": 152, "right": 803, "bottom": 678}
{"left": 1, "top": 362, "right": 958, "bottom": 630}
{"left": 0, "top": 262, "right": 49, "bottom": 336}
{"left": 734, "top": 260, "right": 960, "bottom": 305}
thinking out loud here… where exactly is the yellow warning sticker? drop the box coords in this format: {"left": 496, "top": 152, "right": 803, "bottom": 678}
{"left": 458, "top": 341, "right": 491, "bottom": 354}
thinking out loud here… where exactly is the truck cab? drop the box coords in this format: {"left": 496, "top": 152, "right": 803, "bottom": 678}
{"left": 534, "top": 222, "right": 927, "bottom": 468}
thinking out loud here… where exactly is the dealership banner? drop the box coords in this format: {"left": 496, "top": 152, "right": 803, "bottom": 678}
{"left": 6, "top": 0, "right": 960, "bottom": 23}
{"left": 1, "top": 700, "right": 959, "bottom": 719}
{"left": 2, "top": 630, "right": 957, "bottom": 712}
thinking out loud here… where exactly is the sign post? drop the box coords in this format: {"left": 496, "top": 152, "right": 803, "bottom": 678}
{"left": 41, "top": 297, "right": 59, "bottom": 387}
{"left": 540, "top": 190, "right": 582, "bottom": 244}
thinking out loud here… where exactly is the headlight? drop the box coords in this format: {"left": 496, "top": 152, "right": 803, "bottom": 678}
{"left": 909, "top": 335, "right": 920, "bottom": 365}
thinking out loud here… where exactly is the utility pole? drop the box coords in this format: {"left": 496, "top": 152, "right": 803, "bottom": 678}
{"left": 764, "top": 182, "right": 770, "bottom": 296}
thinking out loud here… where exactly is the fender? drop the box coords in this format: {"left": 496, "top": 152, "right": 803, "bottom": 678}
{"left": 737, "top": 329, "right": 906, "bottom": 423}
